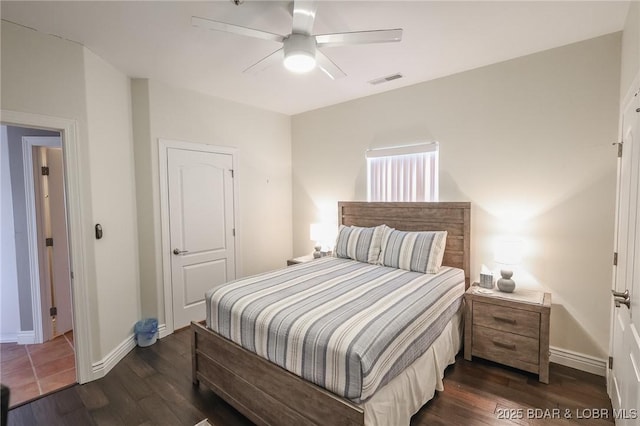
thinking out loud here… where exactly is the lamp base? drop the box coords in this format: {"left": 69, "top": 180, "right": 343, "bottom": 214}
{"left": 313, "top": 244, "right": 322, "bottom": 259}
{"left": 497, "top": 269, "right": 516, "bottom": 293}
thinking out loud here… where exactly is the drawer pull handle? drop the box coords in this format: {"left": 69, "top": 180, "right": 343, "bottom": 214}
{"left": 492, "top": 340, "right": 516, "bottom": 350}
{"left": 493, "top": 316, "right": 516, "bottom": 325}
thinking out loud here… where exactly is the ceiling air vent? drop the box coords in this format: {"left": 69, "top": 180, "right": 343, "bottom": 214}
{"left": 369, "top": 73, "right": 403, "bottom": 85}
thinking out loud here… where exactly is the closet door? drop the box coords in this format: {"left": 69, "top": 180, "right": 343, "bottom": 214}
{"left": 160, "top": 140, "right": 237, "bottom": 331}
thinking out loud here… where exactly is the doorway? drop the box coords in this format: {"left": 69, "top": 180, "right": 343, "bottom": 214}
{"left": 0, "top": 125, "right": 76, "bottom": 407}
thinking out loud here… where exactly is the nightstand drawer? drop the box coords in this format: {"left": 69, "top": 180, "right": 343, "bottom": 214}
{"left": 473, "top": 301, "right": 540, "bottom": 339}
{"left": 472, "top": 325, "right": 539, "bottom": 366}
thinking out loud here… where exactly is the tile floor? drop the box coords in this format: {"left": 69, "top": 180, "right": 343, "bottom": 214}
{"left": 0, "top": 330, "right": 76, "bottom": 408}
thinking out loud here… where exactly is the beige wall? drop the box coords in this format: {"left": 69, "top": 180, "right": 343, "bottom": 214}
{"left": 132, "top": 79, "right": 292, "bottom": 325}
{"left": 620, "top": 1, "right": 639, "bottom": 99}
{"left": 1, "top": 21, "right": 139, "bottom": 366}
{"left": 292, "top": 34, "right": 621, "bottom": 358}
{"left": 83, "top": 49, "right": 140, "bottom": 357}
{"left": 131, "top": 80, "right": 157, "bottom": 320}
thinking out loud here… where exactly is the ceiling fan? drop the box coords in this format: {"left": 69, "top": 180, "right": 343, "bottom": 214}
{"left": 192, "top": 0, "right": 403, "bottom": 79}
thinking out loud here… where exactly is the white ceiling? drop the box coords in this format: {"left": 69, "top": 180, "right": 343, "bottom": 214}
{"left": 1, "top": 1, "right": 629, "bottom": 115}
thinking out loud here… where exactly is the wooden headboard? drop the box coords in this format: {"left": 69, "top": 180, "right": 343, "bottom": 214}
{"left": 338, "top": 202, "right": 471, "bottom": 288}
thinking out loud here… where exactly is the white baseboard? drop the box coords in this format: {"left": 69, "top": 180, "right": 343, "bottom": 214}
{"left": 17, "top": 330, "right": 35, "bottom": 344}
{"left": 91, "top": 333, "right": 136, "bottom": 379}
{"left": 158, "top": 323, "right": 171, "bottom": 339}
{"left": 0, "top": 332, "right": 18, "bottom": 343}
{"left": 550, "top": 346, "right": 607, "bottom": 376}
{"left": 0, "top": 330, "right": 36, "bottom": 344}
{"left": 90, "top": 324, "right": 170, "bottom": 380}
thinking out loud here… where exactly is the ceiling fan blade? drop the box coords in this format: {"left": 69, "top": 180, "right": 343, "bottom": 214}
{"left": 316, "top": 50, "right": 346, "bottom": 80}
{"left": 192, "top": 16, "right": 285, "bottom": 43}
{"left": 243, "top": 48, "right": 285, "bottom": 74}
{"left": 292, "top": 1, "right": 317, "bottom": 35}
{"left": 315, "top": 29, "right": 403, "bottom": 48}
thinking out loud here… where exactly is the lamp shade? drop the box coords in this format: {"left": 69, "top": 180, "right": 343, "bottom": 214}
{"left": 310, "top": 222, "right": 334, "bottom": 240}
{"left": 494, "top": 238, "right": 524, "bottom": 266}
{"left": 310, "top": 223, "right": 323, "bottom": 241}
{"left": 310, "top": 223, "right": 336, "bottom": 251}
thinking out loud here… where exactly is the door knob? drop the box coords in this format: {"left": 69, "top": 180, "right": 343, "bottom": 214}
{"left": 615, "top": 298, "right": 631, "bottom": 309}
{"left": 173, "top": 248, "right": 188, "bottom": 255}
{"left": 612, "top": 289, "right": 629, "bottom": 299}
{"left": 612, "top": 289, "right": 630, "bottom": 309}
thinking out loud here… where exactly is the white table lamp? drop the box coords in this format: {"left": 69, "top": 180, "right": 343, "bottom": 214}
{"left": 310, "top": 223, "right": 335, "bottom": 258}
{"left": 494, "top": 238, "right": 524, "bottom": 293}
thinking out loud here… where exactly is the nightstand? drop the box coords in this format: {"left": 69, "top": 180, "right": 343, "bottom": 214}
{"left": 286, "top": 254, "right": 316, "bottom": 266}
{"left": 464, "top": 285, "right": 551, "bottom": 383}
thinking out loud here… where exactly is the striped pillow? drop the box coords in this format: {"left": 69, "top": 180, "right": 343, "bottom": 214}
{"left": 379, "top": 229, "right": 448, "bottom": 274}
{"left": 334, "top": 225, "right": 387, "bottom": 264}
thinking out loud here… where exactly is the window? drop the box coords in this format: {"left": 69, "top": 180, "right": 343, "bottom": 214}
{"left": 366, "top": 143, "right": 438, "bottom": 202}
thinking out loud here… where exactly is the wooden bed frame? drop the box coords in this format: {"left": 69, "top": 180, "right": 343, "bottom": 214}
{"left": 191, "top": 202, "right": 471, "bottom": 426}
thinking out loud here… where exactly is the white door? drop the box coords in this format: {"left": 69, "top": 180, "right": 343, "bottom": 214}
{"left": 167, "top": 147, "right": 236, "bottom": 329}
{"left": 609, "top": 88, "right": 640, "bottom": 424}
{"left": 41, "top": 148, "right": 73, "bottom": 336}
{"left": 29, "top": 138, "right": 73, "bottom": 341}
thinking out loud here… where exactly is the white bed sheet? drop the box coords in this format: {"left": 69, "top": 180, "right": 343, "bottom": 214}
{"left": 360, "top": 308, "right": 463, "bottom": 426}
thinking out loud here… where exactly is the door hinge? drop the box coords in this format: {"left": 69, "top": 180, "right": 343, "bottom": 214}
{"left": 230, "top": 169, "right": 234, "bottom": 178}
{"left": 41, "top": 166, "right": 50, "bottom": 176}
{"left": 50, "top": 306, "right": 57, "bottom": 317}
{"left": 232, "top": 228, "right": 236, "bottom": 237}
{"left": 613, "top": 142, "right": 623, "bottom": 158}
{"left": 609, "top": 356, "right": 613, "bottom": 369}
{"left": 70, "top": 271, "right": 74, "bottom": 279}
{"left": 45, "top": 238, "right": 54, "bottom": 247}
{"left": 613, "top": 252, "right": 618, "bottom": 266}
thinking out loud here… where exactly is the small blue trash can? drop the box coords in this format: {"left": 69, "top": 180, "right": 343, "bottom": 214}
{"left": 134, "top": 318, "right": 158, "bottom": 347}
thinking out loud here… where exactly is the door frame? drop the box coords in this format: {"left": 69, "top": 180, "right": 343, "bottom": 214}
{"left": 1, "top": 110, "right": 92, "bottom": 384}
{"left": 158, "top": 138, "right": 240, "bottom": 335}
{"left": 22, "top": 136, "right": 64, "bottom": 344}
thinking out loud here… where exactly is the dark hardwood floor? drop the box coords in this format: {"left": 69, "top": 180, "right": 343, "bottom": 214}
{"left": 6, "top": 329, "right": 613, "bottom": 426}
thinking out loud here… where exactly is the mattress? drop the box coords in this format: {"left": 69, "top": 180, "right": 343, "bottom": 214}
{"left": 206, "top": 256, "right": 465, "bottom": 402}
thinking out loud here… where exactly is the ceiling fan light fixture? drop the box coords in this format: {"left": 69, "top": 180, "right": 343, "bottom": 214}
{"left": 283, "top": 34, "right": 316, "bottom": 73}
{"left": 193, "top": 2, "right": 403, "bottom": 79}
{"left": 284, "top": 52, "right": 316, "bottom": 73}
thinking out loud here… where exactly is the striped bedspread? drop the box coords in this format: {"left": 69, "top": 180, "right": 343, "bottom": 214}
{"left": 206, "top": 257, "right": 465, "bottom": 402}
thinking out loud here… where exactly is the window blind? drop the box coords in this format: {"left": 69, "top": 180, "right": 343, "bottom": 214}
{"left": 366, "top": 143, "right": 438, "bottom": 202}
